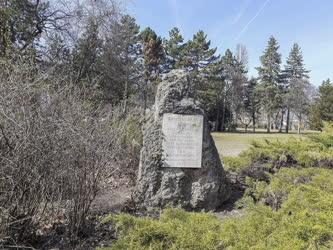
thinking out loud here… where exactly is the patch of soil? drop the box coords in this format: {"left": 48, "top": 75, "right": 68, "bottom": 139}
{"left": 91, "top": 185, "right": 134, "bottom": 214}
{"left": 33, "top": 177, "right": 135, "bottom": 250}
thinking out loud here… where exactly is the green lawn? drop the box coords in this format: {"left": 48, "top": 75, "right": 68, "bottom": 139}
{"left": 212, "top": 130, "right": 315, "bottom": 157}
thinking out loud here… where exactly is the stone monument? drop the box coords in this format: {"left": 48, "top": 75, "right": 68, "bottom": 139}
{"left": 134, "top": 70, "right": 230, "bottom": 211}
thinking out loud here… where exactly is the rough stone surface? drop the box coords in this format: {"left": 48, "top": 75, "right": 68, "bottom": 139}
{"left": 134, "top": 70, "right": 230, "bottom": 211}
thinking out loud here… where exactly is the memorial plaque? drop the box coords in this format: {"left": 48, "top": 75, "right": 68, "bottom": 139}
{"left": 162, "top": 113, "right": 203, "bottom": 168}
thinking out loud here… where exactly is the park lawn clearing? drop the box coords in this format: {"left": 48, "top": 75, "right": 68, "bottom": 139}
{"left": 212, "top": 130, "right": 312, "bottom": 157}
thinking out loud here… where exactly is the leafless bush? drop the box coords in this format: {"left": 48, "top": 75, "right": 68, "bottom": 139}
{"left": 107, "top": 106, "right": 143, "bottom": 184}
{"left": 0, "top": 57, "right": 141, "bottom": 245}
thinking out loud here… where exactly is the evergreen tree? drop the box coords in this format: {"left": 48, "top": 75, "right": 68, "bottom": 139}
{"left": 181, "top": 31, "right": 218, "bottom": 99}
{"left": 221, "top": 49, "right": 247, "bottom": 130}
{"left": 72, "top": 18, "right": 103, "bottom": 89}
{"left": 309, "top": 79, "right": 333, "bottom": 130}
{"left": 0, "top": 0, "right": 60, "bottom": 56}
{"left": 240, "top": 77, "right": 260, "bottom": 132}
{"left": 100, "top": 14, "right": 141, "bottom": 110}
{"left": 200, "top": 57, "right": 226, "bottom": 131}
{"left": 284, "top": 43, "right": 309, "bottom": 79}
{"left": 221, "top": 49, "right": 237, "bottom": 130}
{"left": 289, "top": 78, "right": 311, "bottom": 133}
{"left": 282, "top": 43, "right": 310, "bottom": 132}
{"left": 140, "top": 27, "right": 164, "bottom": 111}
{"left": 318, "top": 79, "right": 333, "bottom": 122}
{"left": 256, "top": 36, "right": 282, "bottom": 132}
{"left": 181, "top": 30, "right": 217, "bottom": 72}
{"left": 118, "top": 15, "right": 141, "bottom": 112}
{"left": 163, "top": 27, "right": 184, "bottom": 71}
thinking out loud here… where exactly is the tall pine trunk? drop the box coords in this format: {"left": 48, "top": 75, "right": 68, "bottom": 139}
{"left": 221, "top": 97, "right": 226, "bottom": 132}
{"left": 267, "top": 113, "right": 271, "bottom": 133}
{"left": 123, "top": 74, "right": 129, "bottom": 114}
{"left": 123, "top": 54, "right": 130, "bottom": 114}
{"left": 274, "top": 112, "right": 279, "bottom": 130}
{"left": 297, "top": 114, "right": 302, "bottom": 134}
{"left": 143, "top": 78, "right": 148, "bottom": 116}
{"left": 216, "top": 101, "right": 222, "bottom": 132}
{"left": 234, "top": 111, "right": 238, "bottom": 130}
{"left": 279, "top": 110, "right": 284, "bottom": 133}
{"left": 252, "top": 109, "right": 256, "bottom": 132}
{"left": 286, "top": 108, "right": 290, "bottom": 133}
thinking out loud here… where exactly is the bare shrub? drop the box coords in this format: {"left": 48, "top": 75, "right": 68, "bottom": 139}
{"left": 107, "top": 107, "right": 143, "bottom": 184}
{"left": 0, "top": 57, "right": 141, "bottom": 245}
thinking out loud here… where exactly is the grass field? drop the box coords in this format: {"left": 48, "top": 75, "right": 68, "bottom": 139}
{"left": 212, "top": 129, "right": 316, "bottom": 157}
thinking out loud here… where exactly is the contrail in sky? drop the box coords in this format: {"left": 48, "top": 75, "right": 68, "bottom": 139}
{"left": 234, "top": 0, "right": 271, "bottom": 42}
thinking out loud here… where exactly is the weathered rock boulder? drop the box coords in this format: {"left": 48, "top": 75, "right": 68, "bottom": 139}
{"left": 134, "top": 70, "right": 230, "bottom": 211}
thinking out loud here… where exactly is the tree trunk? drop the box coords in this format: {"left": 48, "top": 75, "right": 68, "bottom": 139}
{"left": 221, "top": 96, "right": 226, "bottom": 131}
{"left": 252, "top": 109, "right": 256, "bottom": 132}
{"left": 123, "top": 77, "right": 129, "bottom": 114}
{"left": 279, "top": 110, "right": 284, "bottom": 133}
{"left": 229, "top": 108, "right": 233, "bottom": 131}
{"left": 234, "top": 111, "right": 238, "bottom": 130}
{"left": 123, "top": 55, "right": 130, "bottom": 114}
{"left": 216, "top": 101, "right": 222, "bottom": 132}
{"left": 267, "top": 114, "right": 271, "bottom": 133}
{"left": 298, "top": 115, "right": 302, "bottom": 134}
{"left": 274, "top": 112, "right": 279, "bottom": 130}
{"left": 143, "top": 78, "right": 148, "bottom": 116}
{"left": 286, "top": 108, "right": 290, "bottom": 133}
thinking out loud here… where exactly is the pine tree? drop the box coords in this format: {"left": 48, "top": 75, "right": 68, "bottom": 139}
{"left": 140, "top": 27, "right": 164, "bottom": 111}
{"left": 240, "top": 77, "right": 260, "bottom": 132}
{"left": 221, "top": 49, "right": 236, "bottom": 130}
{"left": 112, "top": 15, "right": 140, "bottom": 112}
{"left": 180, "top": 31, "right": 218, "bottom": 99}
{"left": 163, "top": 27, "right": 184, "bottom": 71}
{"left": 309, "top": 79, "right": 333, "bottom": 130}
{"left": 318, "top": 79, "right": 333, "bottom": 121}
{"left": 221, "top": 49, "right": 247, "bottom": 130}
{"left": 284, "top": 43, "right": 309, "bottom": 79}
{"left": 72, "top": 18, "right": 103, "bottom": 88}
{"left": 290, "top": 78, "right": 311, "bottom": 133}
{"left": 0, "top": 0, "right": 58, "bottom": 56}
{"left": 97, "top": 15, "right": 141, "bottom": 107}
{"left": 200, "top": 57, "right": 226, "bottom": 131}
{"left": 181, "top": 30, "right": 217, "bottom": 72}
{"left": 282, "top": 43, "right": 310, "bottom": 132}
{"left": 256, "top": 36, "right": 282, "bottom": 132}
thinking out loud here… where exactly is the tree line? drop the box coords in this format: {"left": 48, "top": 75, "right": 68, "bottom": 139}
{"left": 0, "top": 0, "right": 332, "bottom": 132}
{"left": 0, "top": 0, "right": 332, "bottom": 246}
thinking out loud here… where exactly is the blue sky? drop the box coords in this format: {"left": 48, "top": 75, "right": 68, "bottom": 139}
{"left": 127, "top": 0, "right": 333, "bottom": 86}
